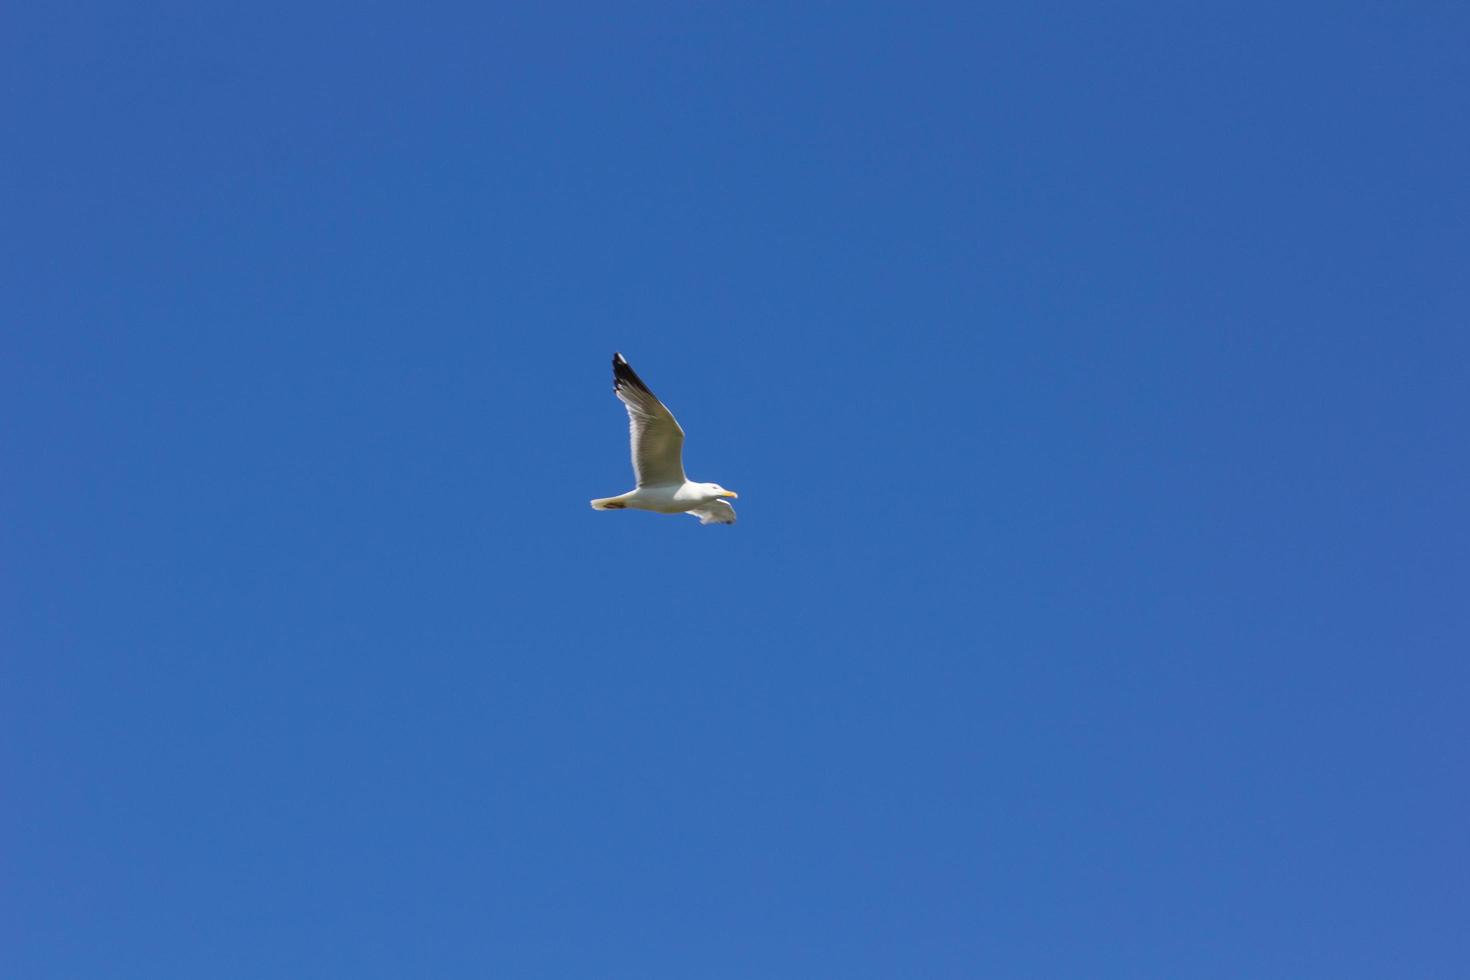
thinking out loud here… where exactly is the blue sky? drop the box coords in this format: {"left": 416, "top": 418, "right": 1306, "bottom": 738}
{"left": 4, "top": 3, "right": 1467, "bottom": 977}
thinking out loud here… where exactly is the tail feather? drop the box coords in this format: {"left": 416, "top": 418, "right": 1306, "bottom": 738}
{"left": 590, "top": 495, "right": 628, "bottom": 510}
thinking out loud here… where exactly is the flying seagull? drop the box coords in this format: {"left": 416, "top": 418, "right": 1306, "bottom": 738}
{"left": 591, "top": 352, "right": 739, "bottom": 525}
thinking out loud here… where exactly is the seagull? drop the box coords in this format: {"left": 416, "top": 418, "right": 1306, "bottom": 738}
{"left": 591, "top": 352, "right": 739, "bottom": 525}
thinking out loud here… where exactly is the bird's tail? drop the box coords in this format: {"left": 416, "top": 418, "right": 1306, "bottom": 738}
{"left": 590, "top": 495, "right": 629, "bottom": 510}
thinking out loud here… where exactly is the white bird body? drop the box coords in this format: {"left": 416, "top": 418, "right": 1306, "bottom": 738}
{"left": 593, "top": 483, "right": 725, "bottom": 514}
{"left": 591, "top": 353, "right": 738, "bottom": 525}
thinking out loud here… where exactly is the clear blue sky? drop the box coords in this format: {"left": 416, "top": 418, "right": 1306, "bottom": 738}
{"left": 4, "top": 3, "right": 1467, "bottom": 977}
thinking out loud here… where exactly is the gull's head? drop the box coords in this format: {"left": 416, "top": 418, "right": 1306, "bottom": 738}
{"left": 703, "top": 483, "right": 739, "bottom": 500}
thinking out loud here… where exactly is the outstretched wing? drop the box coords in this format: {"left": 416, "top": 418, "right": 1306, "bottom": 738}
{"left": 612, "top": 352, "right": 686, "bottom": 487}
{"left": 688, "top": 500, "right": 737, "bottom": 525}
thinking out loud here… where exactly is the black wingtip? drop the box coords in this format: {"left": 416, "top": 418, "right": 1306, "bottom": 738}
{"left": 611, "top": 351, "right": 653, "bottom": 395}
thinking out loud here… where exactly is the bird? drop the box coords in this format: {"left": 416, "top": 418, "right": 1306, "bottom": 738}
{"left": 590, "top": 352, "right": 739, "bottom": 525}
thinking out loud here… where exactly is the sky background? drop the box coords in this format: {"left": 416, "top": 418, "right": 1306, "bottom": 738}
{"left": 4, "top": 3, "right": 1468, "bottom": 977}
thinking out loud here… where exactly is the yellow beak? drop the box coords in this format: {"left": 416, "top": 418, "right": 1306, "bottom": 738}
{"left": 719, "top": 490, "right": 739, "bottom": 499}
